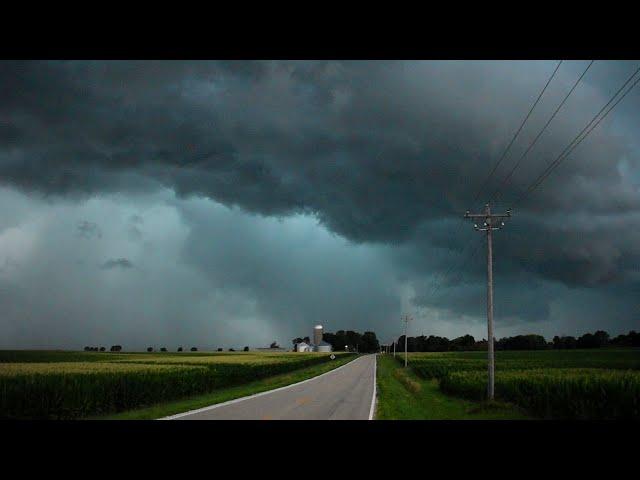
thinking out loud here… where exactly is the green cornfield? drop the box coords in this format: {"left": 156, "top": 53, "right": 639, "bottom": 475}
{"left": 0, "top": 352, "right": 353, "bottom": 419}
{"left": 440, "top": 368, "right": 640, "bottom": 419}
{"left": 403, "top": 349, "right": 640, "bottom": 379}
{"left": 394, "top": 349, "right": 640, "bottom": 419}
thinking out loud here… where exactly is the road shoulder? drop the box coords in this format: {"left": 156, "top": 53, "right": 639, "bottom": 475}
{"left": 374, "top": 355, "right": 529, "bottom": 420}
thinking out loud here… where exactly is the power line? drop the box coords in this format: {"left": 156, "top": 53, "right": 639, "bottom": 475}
{"left": 489, "top": 60, "right": 594, "bottom": 203}
{"left": 518, "top": 64, "right": 640, "bottom": 202}
{"left": 472, "top": 60, "right": 563, "bottom": 203}
{"left": 419, "top": 62, "right": 563, "bottom": 308}
{"left": 422, "top": 63, "right": 639, "bottom": 376}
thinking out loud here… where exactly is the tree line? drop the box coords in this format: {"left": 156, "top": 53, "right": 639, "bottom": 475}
{"left": 82, "top": 345, "right": 253, "bottom": 353}
{"left": 390, "top": 330, "right": 640, "bottom": 352}
{"left": 292, "top": 330, "right": 380, "bottom": 353}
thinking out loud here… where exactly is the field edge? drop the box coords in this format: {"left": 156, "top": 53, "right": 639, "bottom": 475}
{"left": 374, "top": 354, "right": 529, "bottom": 420}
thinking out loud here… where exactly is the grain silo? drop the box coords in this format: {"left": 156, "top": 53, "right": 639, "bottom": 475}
{"left": 313, "top": 325, "right": 323, "bottom": 346}
{"left": 293, "top": 325, "right": 332, "bottom": 353}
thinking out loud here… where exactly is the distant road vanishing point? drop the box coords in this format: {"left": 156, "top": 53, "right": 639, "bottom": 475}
{"left": 162, "top": 354, "right": 377, "bottom": 420}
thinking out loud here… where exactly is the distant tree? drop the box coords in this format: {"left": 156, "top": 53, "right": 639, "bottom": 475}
{"left": 552, "top": 336, "right": 577, "bottom": 349}
{"left": 334, "top": 331, "right": 347, "bottom": 351}
{"left": 408, "top": 335, "right": 451, "bottom": 352}
{"left": 322, "top": 333, "right": 335, "bottom": 348}
{"left": 611, "top": 330, "right": 640, "bottom": 348}
{"left": 270, "top": 341, "right": 279, "bottom": 349}
{"left": 217, "top": 348, "right": 223, "bottom": 352}
{"left": 160, "top": 347, "right": 167, "bottom": 352}
{"left": 147, "top": 347, "right": 153, "bottom": 352}
{"left": 190, "top": 347, "right": 198, "bottom": 352}
{"left": 84, "top": 346, "right": 90, "bottom": 351}
{"left": 99, "top": 346, "right": 106, "bottom": 352}
{"left": 360, "top": 331, "right": 380, "bottom": 353}
{"left": 110, "top": 345, "right": 122, "bottom": 352}
{"left": 611, "top": 333, "right": 630, "bottom": 347}
{"left": 495, "top": 334, "right": 547, "bottom": 351}
{"left": 177, "top": 347, "right": 183, "bottom": 352}
{"left": 243, "top": 346, "right": 249, "bottom": 352}
{"left": 577, "top": 333, "right": 595, "bottom": 348}
{"left": 594, "top": 330, "right": 610, "bottom": 347}
{"left": 292, "top": 337, "right": 304, "bottom": 347}
{"left": 229, "top": 348, "right": 235, "bottom": 352}
{"left": 450, "top": 335, "right": 476, "bottom": 351}
{"left": 577, "top": 331, "right": 610, "bottom": 349}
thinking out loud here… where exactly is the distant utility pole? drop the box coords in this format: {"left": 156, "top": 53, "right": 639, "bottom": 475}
{"left": 403, "top": 315, "right": 411, "bottom": 368}
{"left": 464, "top": 203, "right": 511, "bottom": 400}
{"left": 393, "top": 339, "right": 396, "bottom": 357}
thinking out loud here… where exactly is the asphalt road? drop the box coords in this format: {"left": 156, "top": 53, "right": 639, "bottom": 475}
{"left": 164, "top": 354, "right": 377, "bottom": 420}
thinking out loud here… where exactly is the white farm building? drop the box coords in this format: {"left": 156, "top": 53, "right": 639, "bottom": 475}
{"left": 295, "top": 325, "right": 333, "bottom": 352}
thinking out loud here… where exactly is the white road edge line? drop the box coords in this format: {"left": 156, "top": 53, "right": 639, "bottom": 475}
{"left": 368, "top": 354, "right": 377, "bottom": 420}
{"left": 159, "top": 354, "right": 365, "bottom": 420}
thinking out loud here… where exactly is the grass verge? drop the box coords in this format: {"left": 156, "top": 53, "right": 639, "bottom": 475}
{"left": 97, "top": 354, "right": 358, "bottom": 420}
{"left": 375, "top": 355, "right": 529, "bottom": 420}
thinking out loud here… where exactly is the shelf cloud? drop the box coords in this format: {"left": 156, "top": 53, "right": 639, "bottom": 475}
{"left": 0, "top": 60, "right": 638, "bottom": 348}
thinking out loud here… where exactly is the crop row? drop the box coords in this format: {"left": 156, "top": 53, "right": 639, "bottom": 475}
{"left": 0, "top": 350, "right": 303, "bottom": 364}
{"left": 439, "top": 368, "right": 640, "bottom": 419}
{"left": 402, "top": 350, "right": 640, "bottom": 380}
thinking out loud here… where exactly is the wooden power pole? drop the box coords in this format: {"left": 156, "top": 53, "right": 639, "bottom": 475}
{"left": 464, "top": 204, "right": 511, "bottom": 400}
{"left": 403, "top": 315, "right": 411, "bottom": 368}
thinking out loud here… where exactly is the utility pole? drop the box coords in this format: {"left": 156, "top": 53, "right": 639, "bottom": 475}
{"left": 393, "top": 339, "right": 396, "bottom": 357}
{"left": 403, "top": 315, "right": 411, "bottom": 368}
{"left": 464, "top": 204, "right": 511, "bottom": 400}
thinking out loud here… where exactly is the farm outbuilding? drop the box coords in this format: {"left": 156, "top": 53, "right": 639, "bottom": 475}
{"left": 314, "top": 340, "right": 332, "bottom": 352}
{"left": 295, "top": 341, "right": 312, "bottom": 352}
{"left": 294, "top": 325, "right": 333, "bottom": 353}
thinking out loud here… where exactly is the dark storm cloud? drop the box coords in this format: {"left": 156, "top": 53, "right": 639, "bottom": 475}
{"left": 175, "top": 198, "right": 400, "bottom": 338}
{"left": 101, "top": 258, "right": 134, "bottom": 270}
{"left": 1, "top": 60, "right": 639, "bottom": 331}
{"left": 76, "top": 220, "right": 102, "bottom": 239}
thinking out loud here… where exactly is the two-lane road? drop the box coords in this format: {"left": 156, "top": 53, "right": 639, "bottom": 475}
{"left": 163, "top": 354, "right": 377, "bottom": 420}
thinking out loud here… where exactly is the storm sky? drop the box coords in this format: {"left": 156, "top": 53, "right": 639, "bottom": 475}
{"left": 0, "top": 60, "right": 638, "bottom": 350}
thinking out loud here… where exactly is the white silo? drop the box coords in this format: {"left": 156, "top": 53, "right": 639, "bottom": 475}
{"left": 313, "top": 325, "right": 323, "bottom": 346}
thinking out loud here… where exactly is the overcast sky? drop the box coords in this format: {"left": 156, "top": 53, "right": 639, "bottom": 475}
{"left": 0, "top": 60, "right": 638, "bottom": 350}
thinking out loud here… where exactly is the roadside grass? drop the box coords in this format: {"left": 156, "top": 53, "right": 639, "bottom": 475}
{"left": 97, "top": 354, "right": 359, "bottom": 420}
{"left": 375, "top": 355, "right": 529, "bottom": 420}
